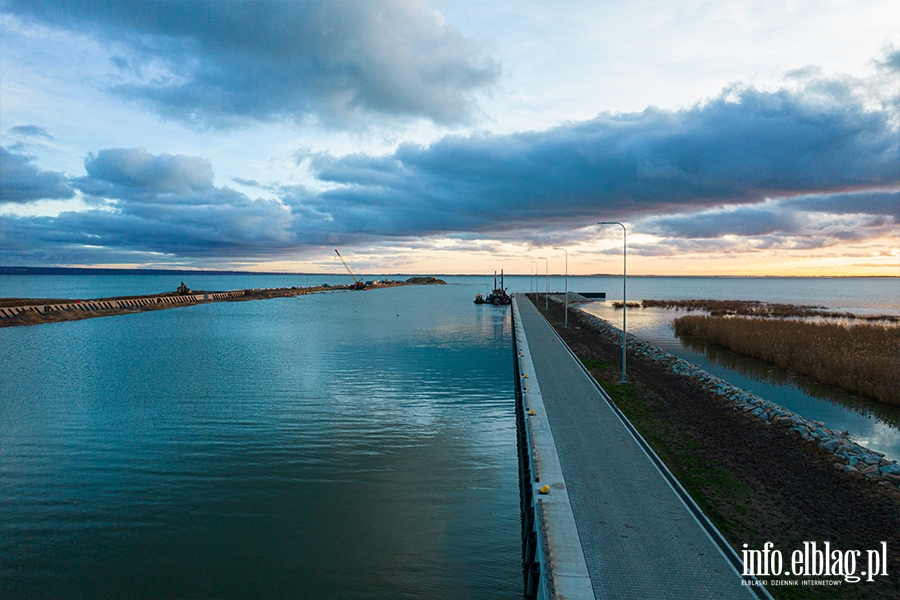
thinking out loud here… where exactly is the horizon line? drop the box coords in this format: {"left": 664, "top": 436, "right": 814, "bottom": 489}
{"left": 2, "top": 266, "right": 897, "bottom": 279}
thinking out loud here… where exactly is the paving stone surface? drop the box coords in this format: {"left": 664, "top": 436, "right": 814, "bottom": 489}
{"left": 516, "top": 297, "right": 756, "bottom": 599}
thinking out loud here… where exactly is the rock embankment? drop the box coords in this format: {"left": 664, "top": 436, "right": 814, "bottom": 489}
{"left": 1, "top": 286, "right": 312, "bottom": 327}
{"left": 0, "top": 289, "right": 247, "bottom": 319}
{"left": 1, "top": 279, "right": 448, "bottom": 327}
{"left": 550, "top": 294, "right": 900, "bottom": 488}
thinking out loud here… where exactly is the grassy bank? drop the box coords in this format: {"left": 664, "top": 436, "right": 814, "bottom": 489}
{"left": 673, "top": 316, "right": 900, "bottom": 406}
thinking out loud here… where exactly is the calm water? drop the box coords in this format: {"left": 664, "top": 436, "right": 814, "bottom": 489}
{"left": 0, "top": 283, "right": 521, "bottom": 599}
{"left": 500, "top": 276, "right": 899, "bottom": 460}
{"left": 568, "top": 276, "right": 900, "bottom": 461}
{"left": 2, "top": 273, "right": 898, "bottom": 597}
{"left": 492, "top": 275, "right": 899, "bottom": 315}
{"left": 2, "top": 273, "right": 898, "bottom": 314}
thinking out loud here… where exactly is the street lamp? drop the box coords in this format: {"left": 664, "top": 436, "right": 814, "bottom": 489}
{"left": 598, "top": 222, "right": 627, "bottom": 384}
{"left": 538, "top": 256, "right": 549, "bottom": 310}
{"left": 530, "top": 261, "right": 538, "bottom": 295}
{"left": 553, "top": 247, "right": 568, "bottom": 328}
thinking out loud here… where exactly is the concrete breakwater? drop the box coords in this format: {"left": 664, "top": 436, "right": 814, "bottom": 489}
{"left": 550, "top": 295, "right": 900, "bottom": 488}
{"left": 512, "top": 301, "right": 594, "bottom": 599}
{"left": 514, "top": 296, "right": 763, "bottom": 600}
{"left": 0, "top": 290, "right": 247, "bottom": 319}
{"left": 1, "top": 278, "right": 449, "bottom": 327}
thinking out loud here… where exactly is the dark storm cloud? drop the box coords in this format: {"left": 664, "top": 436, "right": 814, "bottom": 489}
{"left": 642, "top": 190, "right": 898, "bottom": 240}
{"left": 71, "top": 148, "right": 295, "bottom": 254}
{"left": 2, "top": 66, "right": 898, "bottom": 264}
{"left": 76, "top": 147, "right": 215, "bottom": 200}
{"left": 3, "top": 0, "right": 499, "bottom": 128}
{"left": 783, "top": 190, "right": 899, "bottom": 217}
{"left": 2, "top": 195, "right": 294, "bottom": 259}
{"left": 0, "top": 147, "right": 74, "bottom": 203}
{"left": 0, "top": 147, "right": 296, "bottom": 260}
{"left": 300, "top": 82, "right": 898, "bottom": 238}
{"left": 644, "top": 203, "right": 804, "bottom": 239}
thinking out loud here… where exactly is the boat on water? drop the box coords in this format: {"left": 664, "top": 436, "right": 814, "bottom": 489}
{"left": 475, "top": 270, "right": 511, "bottom": 305}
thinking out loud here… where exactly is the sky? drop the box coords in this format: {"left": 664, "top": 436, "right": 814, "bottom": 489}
{"left": 1, "top": 0, "right": 898, "bottom": 276}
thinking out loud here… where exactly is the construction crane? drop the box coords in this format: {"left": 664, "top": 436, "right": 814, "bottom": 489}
{"left": 334, "top": 249, "right": 367, "bottom": 290}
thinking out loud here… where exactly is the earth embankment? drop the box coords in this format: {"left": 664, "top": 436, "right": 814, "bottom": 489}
{"left": 531, "top": 294, "right": 900, "bottom": 600}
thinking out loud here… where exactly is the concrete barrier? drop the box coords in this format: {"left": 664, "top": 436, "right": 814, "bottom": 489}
{"left": 2, "top": 288, "right": 247, "bottom": 322}
{"left": 512, "top": 299, "right": 594, "bottom": 599}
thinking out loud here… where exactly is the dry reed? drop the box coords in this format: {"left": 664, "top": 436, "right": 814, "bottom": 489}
{"left": 610, "top": 301, "right": 642, "bottom": 309}
{"left": 643, "top": 299, "right": 898, "bottom": 322}
{"left": 672, "top": 316, "right": 900, "bottom": 406}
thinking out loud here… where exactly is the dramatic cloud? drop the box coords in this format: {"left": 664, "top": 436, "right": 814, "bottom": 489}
{"left": 641, "top": 191, "right": 897, "bottom": 239}
{"left": 77, "top": 147, "right": 215, "bottom": 199}
{"left": 3, "top": 198, "right": 293, "bottom": 258}
{"left": 782, "top": 189, "right": 900, "bottom": 217}
{"left": 3, "top": 0, "right": 499, "bottom": 128}
{"left": 298, "top": 81, "right": 898, "bottom": 239}
{"left": 2, "top": 147, "right": 294, "bottom": 260}
{"left": 1, "top": 66, "right": 897, "bottom": 264}
{"left": 0, "top": 148, "right": 74, "bottom": 203}
{"left": 53, "top": 196, "right": 292, "bottom": 255}
{"left": 620, "top": 186, "right": 898, "bottom": 260}
{"left": 642, "top": 202, "right": 808, "bottom": 239}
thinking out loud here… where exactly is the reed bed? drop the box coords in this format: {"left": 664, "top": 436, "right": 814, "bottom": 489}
{"left": 672, "top": 316, "right": 900, "bottom": 406}
{"left": 610, "top": 301, "right": 642, "bottom": 308}
{"left": 642, "top": 299, "right": 898, "bottom": 322}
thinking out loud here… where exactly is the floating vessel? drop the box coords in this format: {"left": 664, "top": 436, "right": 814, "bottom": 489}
{"left": 475, "top": 270, "right": 511, "bottom": 305}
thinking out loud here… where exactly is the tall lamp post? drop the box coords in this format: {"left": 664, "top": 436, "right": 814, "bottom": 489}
{"left": 538, "top": 256, "right": 549, "bottom": 310}
{"left": 599, "top": 222, "right": 627, "bottom": 384}
{"left": 530, "top": 261, "right": 538, "bottom": 295}
{"left": 553, "top": 247, "right": 568, "bottom": 328}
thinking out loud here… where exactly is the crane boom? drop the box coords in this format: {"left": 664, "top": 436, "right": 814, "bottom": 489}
{"left": 334, "top": 249, "right": 366, "bottom": 289}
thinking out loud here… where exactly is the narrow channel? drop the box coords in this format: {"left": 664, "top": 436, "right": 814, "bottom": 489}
{"left": 0, "top": 284, "right": 522, "bottom": 598}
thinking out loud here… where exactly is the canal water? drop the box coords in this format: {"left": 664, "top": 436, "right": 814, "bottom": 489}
{"left": 0, "top": 283, "right": 521, "bottom": 599}
{"left": 1, "top": 273, "right": 897, "bottom": 597}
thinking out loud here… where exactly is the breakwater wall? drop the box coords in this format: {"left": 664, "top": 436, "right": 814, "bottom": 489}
{"left": 551, "top": 295, "right": 900, "bottom": 488}
{"left": 512, "top": 300, "right": 594, "bottom": 600}
{"left": 0, "top": 290, "right": 247, "bottom": 320}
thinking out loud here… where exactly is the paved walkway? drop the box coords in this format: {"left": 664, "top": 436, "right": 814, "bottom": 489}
{"left": 515, "top": 296, "right": 764, "bottom": 599}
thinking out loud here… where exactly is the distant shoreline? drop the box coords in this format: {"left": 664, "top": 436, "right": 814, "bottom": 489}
{"left": 2, "top": 266, "right": 896, "bottom": 279}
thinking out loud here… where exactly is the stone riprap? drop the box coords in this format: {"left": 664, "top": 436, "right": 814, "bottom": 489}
{"left": 548, "top": 294, "right": 900, "bottom": 489}
{"left": 563, "top": 291, "right": 593, "bottom": 304}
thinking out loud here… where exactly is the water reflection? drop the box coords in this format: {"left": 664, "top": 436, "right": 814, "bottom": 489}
{"left": 0, "top": 284, "right": 521, "bottom": 599}
{"left": 580, "top": 302, "right": 900, "bottom": 460}
{"left": 675, "top": 333, "right": 900, "bottom": 430}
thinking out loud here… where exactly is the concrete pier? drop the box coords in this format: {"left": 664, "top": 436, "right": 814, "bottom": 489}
{"left": 513, "top": 296, "right": 770, "bottom": 599}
